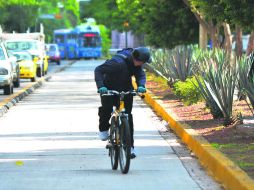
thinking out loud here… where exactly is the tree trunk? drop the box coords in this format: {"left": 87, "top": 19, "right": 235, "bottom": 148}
{"left": 235, "top": 26, "right": 242, "bottom": 57}
{"left": 199, "top": 24, "right": 207, "bottom": 49}
{"left": 182, "top": 0, "right": 221, "bottom": 49}
{"left": 246, "top": 31, "right": 254, "bottom": 56}
{"left": 222, "top": 22, "right": 232, "bottom": 54}
{"left": 210, "top": 22, "right": 220, "bottom": 49}
{"left": 182, "top": 0, "right": 210, "bottom": 33}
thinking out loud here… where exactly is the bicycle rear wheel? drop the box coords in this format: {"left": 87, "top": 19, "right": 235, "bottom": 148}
{"left": 119, "top": 116, "right": 131, "bottom": 174}
{"left": 109, "top": 116, "right": 118, "bottom": 170}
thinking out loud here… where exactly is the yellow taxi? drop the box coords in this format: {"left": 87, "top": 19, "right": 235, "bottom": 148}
{"left": 13, "top": 51, "right": 37, "bottom": 82}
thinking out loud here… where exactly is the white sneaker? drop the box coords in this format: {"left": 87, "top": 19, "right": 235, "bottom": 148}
{"left": 131, "top": 147, "right": 136, "bottom": 159}
{"left": 99, "top": 131, "right": 109, "bottom": 141}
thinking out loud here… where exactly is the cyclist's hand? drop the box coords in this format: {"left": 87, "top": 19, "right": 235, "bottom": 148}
{"left": 137, "top": 86, "right": 146, "bottom": 93}
{"left": 98, "top": 87, "right": 108, "bottom": 94}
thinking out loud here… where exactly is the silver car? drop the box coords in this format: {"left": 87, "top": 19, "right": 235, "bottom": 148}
{"left": 0, "top": 43, "right": 14, "bottom": 95}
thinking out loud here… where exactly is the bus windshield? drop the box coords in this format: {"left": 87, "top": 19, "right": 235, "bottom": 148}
{"left": 79, "top": 33, "right": 101, "bottom": 47}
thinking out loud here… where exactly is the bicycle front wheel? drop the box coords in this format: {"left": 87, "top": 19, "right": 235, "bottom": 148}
{"left": 109, "top": 116, "right": 118, "bottom": 170}
{"left": 119, "top": 116, "right": 131, "bottom": 174}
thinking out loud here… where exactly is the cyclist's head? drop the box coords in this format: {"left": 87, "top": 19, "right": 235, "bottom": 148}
{"left": 132, "top": 47, "right": 152, "bottom": 64}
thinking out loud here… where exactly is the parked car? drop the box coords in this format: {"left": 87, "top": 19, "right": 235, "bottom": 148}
{"left": 7, "top": 51, "right": 20, "bottom": 88}
{"left": 4, "top": 39, "right": 48, "bottom": 77}
{"left": 13, "top": 51, "right": 37, "bottom": 82}
{"left": 0, "top": 43, "right": 14, "bottom": 95}
{"left": 46, "top": 43, "right": 61, "bottom": 65}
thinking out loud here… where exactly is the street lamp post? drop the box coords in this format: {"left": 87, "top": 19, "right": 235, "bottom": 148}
{"left": 123, "top": 21, "right": 129, "bottom": 48}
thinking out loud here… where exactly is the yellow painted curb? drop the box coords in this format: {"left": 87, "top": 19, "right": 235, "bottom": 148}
{"left": 0, "top": 77, "right": 46, "bottom": 107}
{"left": 143, "top": 90, "right": 254, "bottom": 190}
{"left": 0, "top": 83, "right": 35, "bottom": 107}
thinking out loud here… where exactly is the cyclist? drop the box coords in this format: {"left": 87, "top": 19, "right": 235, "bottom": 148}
{"left": 94, "top": 47, "right": 151, "bottom": 158}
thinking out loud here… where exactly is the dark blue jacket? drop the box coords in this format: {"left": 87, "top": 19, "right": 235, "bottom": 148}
{"left": 94, "top": 48, "right": 146, "bottom": 91}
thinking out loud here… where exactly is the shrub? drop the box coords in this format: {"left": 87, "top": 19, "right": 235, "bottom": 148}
{"left": 173, "top": 76, "right": 203, "bottom": 105}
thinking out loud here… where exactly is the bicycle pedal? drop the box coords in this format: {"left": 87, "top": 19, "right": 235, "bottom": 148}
{"left": 106, "top": 143, "right": 112, "bottom": 149}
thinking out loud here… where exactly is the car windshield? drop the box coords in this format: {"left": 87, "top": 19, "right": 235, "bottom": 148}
{"left": 0, "top": 47, "right": 6, "bottom": 60}
{"left": 14, "top": 53, "right": 33, "bottom": 61}
{"left": 49, "top": 45, "right": 56, "bottom": 51}
{"left": 6, "top": 41, "right": 38, "bottom": 51}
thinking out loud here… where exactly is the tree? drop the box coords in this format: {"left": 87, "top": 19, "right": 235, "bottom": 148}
{"left": 80, "top": 0, "right": 121, "bottom": 30}
{"left": 183, "top": 0, "right": 254, "bottom": 55}
{"left": 81, "top": 0, "right": 199, "bottom": 48}
{"left": 0, "top": 0, "right": 80, "bottom": 42}
{"left": 182, "top": 0, "right": 228, "bottom": 50}
{"left": 116, "top": 0, "right": 199, "bottom": 48}
{"left": 1, "top": 0, "right": 39, "bottom": 33}
{"left": 37, "top": 0, "right": 80, "bottom": 42}
{"left": 221, "top": 0, "right": 254, "bottom": 55}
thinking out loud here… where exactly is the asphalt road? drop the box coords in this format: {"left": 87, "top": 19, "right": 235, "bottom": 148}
{"left": 0, "top": 59, "right": 222, "bottom": 190}
{"left": 0, "top": 60, "right": 70, "bottom": 100}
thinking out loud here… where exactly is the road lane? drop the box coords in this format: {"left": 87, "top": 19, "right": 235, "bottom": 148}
{"left": 0, "top": 60, "right": 221, "bottom": 190}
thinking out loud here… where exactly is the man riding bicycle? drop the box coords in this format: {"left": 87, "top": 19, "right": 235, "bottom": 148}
{"left": 94, "top": 47, "right": 151, "bottom": 158}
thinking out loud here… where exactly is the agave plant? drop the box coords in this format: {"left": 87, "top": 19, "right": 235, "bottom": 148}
{"left": 195, "top": 49, "right": 238, "bottom": 125}
{"left": 238, "top": 54, "right": 254, "bottom": 110}
{"left": 149, "top": 48, "right": 172, "bottom": 82}
{"left": 194, "top": 75, "right": 223, "bottom": 119}
{"left": 150, "top": 45, "right": 197, "bottom": 85}
{"left": 167, "top": 45, "right": 195, "bottom": 82}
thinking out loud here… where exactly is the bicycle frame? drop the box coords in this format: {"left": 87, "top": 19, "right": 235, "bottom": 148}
{"left": 102, "top": 90, "right": 138, "bottom": 174}
{"left": 111, "top": 93, "right": 128, "bottom": 125}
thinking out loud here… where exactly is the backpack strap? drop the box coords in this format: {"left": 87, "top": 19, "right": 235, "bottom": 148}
{"left": 115, "top": 53, "right": 128, "bottom": 60}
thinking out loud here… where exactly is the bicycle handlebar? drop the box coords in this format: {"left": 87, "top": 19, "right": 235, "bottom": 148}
{"left": 100, "top": 90, "right": 145, "bottom": 98}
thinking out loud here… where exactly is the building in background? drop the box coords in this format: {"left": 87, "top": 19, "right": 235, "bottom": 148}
{"left": 111, "top": 30, "right": 144, "bottom": 49}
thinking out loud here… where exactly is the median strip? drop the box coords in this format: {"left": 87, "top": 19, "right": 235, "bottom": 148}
{"left": 143, "top": 90, "right": 254, "bottom": 190}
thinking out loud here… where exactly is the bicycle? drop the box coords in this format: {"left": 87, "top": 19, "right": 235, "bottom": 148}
{"left": 102, "top": 90, "right": 141, "bottom": 174}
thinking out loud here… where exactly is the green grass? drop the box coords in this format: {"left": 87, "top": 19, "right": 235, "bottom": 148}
{"left": 211, "top": 142, "right": 254, "bottom": 174}
{"left": 211, "top": 143, "right": 239, "bottom": 149}
{"left": 237, "top": 162, "right": 254, "bottom": 168}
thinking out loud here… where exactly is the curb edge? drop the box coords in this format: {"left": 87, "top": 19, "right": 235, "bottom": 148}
{"left": 144, "top": 90, "right": 254, "bottom": 190}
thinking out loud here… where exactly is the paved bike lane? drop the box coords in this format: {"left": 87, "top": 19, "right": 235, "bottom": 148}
{"left": 0, "top": 60, "right": 221, "bottom": 190}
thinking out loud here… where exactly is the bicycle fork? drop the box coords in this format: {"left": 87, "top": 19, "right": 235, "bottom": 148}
{"left": 106, "top": 114, "right": 118, "bottom": 150}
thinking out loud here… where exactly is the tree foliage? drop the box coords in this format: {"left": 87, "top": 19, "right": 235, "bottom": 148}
{"left": 186, "top": 0, "right": 254, "bottom": 53}
{"left": 188, "top": 0, "right": 254, "bottom": 30}
{"left": 83, "top": 0, "right": 199, "bottom": 48}
{"left": 141, "top": 0, "right": 199, "bottom": 48}
{"left": 80, "top": 0, "right": 122, "bottom": 30}
{"left": 0, "top": 0, "right": 39, "bottom": 32}
{"left": 0, "top": 0, "right": 80, "bottom": 42}
{"left": 37, "top": 0, "right": 80, "bottom": 42}
{"left": 222, "top": 0, "right": 254, "bottom": 31}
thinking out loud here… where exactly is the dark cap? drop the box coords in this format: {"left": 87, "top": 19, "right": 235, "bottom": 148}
{"left": 132, "top": 47, "right": 152, "bottom": 63}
